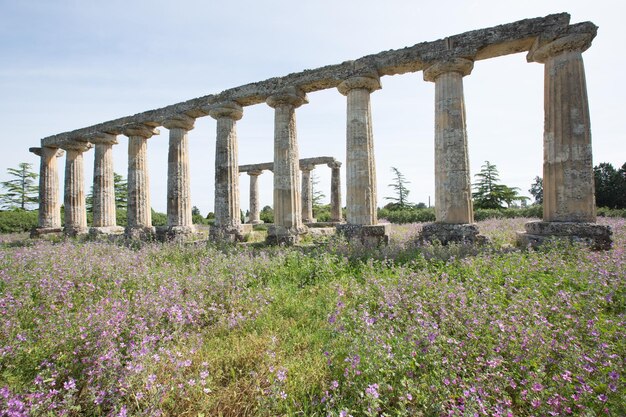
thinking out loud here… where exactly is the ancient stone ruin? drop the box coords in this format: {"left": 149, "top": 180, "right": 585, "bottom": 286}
{"left": 29, "top": 13, "right": 612, "bottom": 248}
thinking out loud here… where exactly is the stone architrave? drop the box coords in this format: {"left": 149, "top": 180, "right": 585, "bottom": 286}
{"left": 300, "top": 164, "right": 316, "bottom": 223}
{"left": 89, "top": 133, "right": 124, "bottom": 236}
{"left": 29, "top": 146, "right": 64, "bottom": 236}
{"left": 266, "top": 87, "right": 309, "bottom": 245}
{"left": 163, "top": 115, "right": 196, "bottom": 239}
{"left": 328, "top": 161, "right": 343, "bottom": 223}
{"left": 124, "top": 124, "right": 159, "bottom": 239}
{"left": 208, "top": 102, "right": 251, "bottom": 242}
{"left": 60, "top": 141, "right": 93, "bottom": 237}
{"left": 247, "top": 170, "right": 264, "bottom": 225}
{"left": 519, "top": 31, "right": 611, "bottom": 249}
{"left": 420, "top": 58, "right": 481, "bottom": 245}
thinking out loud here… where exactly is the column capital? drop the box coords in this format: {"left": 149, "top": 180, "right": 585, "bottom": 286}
{"left": 86, "top": 132, "right": 118, "bottom": 145}
{"left": 423, "top": 58, "right": 474, "bottom": 82}
{"left": 527, "top": 33, "right": 595, "bottom": 64}
{"left": 162, "top": 114, "right": 196, "bottom": 131}
{"left": 58, "top": 141, "right": 93, "bottom": 152}
{"left": 327, "top": 160, "right": 342, "bottom": 169}
{"left": 247, "top": 169, "right": 264, "bottom": 177}
{"left": 300, "top": 163, "right": 315, "bottom": 172}
{"left": 207, "top": 102, "right": 243, "bottom": 121}
{"left": 30, "top": 147, "right": 65, "bottom": 158}
{"left": 337, "top": 75, "right": 381, "bottom": 96}
{"left": 266, "top": 87, "right": 308, "bottom": 109}
{"left": 122, "top": 123, "right": 160, "bottom": 138}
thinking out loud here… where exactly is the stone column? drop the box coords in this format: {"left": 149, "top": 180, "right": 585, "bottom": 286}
{"left": 421, "top": 58, "right": 481, "bottom": 245}
{"left": 520, "top": 31, "right": 611, "bottom": 250}
{"left": 163, "top": 115, "right": 196, "bottom": 239}
{"left": 208, "top": 103, "right": 251, "bottom": 242}
{"left": 328, "top": 161, "right": 343, "bottom": 223}
{"left": 300, "top": 164, "right": 316, "bottom": 223}
{"left": 90, "top": 133, "right": 124, "bottom": 236}
{"left": 247, "top": 170, "right": 264, "bottom": 225}
{"left": 266, "top": 87, "right": 308, "bottom": 245}
{"left": 61, "top": 141, "right": 92, "bottom": 237}
{"left": 124, "top": 124, "right": 159, "bottom": 239}
{"left": 29, "top": 146, "right": 64, "bottom": 236}
{"left": 337, "top": 75, "right": 389, "bottom": 244}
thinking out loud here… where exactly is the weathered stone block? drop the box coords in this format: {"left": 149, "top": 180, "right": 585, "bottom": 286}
{"left": 336, "top": 224, "right": 390, "bottom": 246}
{"left": 517, "top": 221, "right": 612, "bottom": 250}
{"left": 420, "top": 223, "right": 486, "bottom": 245}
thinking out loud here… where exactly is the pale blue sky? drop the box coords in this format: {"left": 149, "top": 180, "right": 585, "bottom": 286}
{"left": 1, "top": 0, "right": 624, "bottom": 214}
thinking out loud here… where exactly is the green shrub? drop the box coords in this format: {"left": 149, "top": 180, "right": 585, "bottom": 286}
{"left": 151, "top": 210, "right": 167, "bottom": 227}
{"left": 597, "top": 207, "right": 626, "bottom": 218}
{"left": 0, "top": 209, "right": 38, "bottom": 233}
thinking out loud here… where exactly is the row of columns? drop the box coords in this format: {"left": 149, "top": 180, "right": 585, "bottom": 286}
{"left": 31, "top": 30, "right": 609, "bottom": 247}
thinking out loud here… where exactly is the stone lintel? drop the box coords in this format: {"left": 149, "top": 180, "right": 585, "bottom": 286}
{"left": 123, "top": 124, "right": 160, "bottom": 138}
{"left": 301, "top": 163, "right": 316, "bottom": 172}
{"left": 239, "top": 157, "right": 339, "bottom": 173}
{"left": 423, "top": 58, "right": 474, "bottom": 82}
{"left": 527, "top": 22, "right": 597, "bottom": 63}
{"left": 40, "top": 13, "right": 577, "bottom": 147}
{"left": 240, "top": 164, "right": 273, "bottom": 174}
{"left": 327, "top": 160, "right": 342, "bottom": 169}
{"left": 207, "top": 102, "right": 243, "bottom": 121}
{"left": 518, "top": 221, "right": 612, "bottom": 250}
{"left": 162, "top": 114, "right": 196, "bottom": 131}
{"left": 29, "top": 147, "right": 65, "bottom": 157}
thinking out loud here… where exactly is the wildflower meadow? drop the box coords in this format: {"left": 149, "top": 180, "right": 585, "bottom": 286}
{"left": 0, "top": 218, "right": 624, "bottom": 416}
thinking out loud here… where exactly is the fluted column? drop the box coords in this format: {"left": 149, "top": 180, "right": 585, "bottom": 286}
{"left": 163, "top": 115, "right": 196, "bottom": 238}
{"left": 519, "top": 29, "right": 611, "bottom": 250}
{"left": 90, "top": 133, "right": 123, "bottom": 235}
{"left": 209, "top": 102, "right": 249, "bottom": 242}
{"left": 124, "top": 124, "right": 159, "bottom": 239}
{"left": 301, "top": 164, "right": 315, "bottom": 223}
{"left": 247, "top": 170, "right": 263, "bottom": 225}
{"left": 529, "top": 34, "right": 596, "bottom": 222}
{"left": 338, "top": 76, "right": 380, "bottom": 226}
{"left": 266, "top": 87, "right": 308, "bottom": 245}
{"left": 61, "top": 141, "right": 92, "bottom": 236}
{"left": 29, "top": 146, "right": 64, "bottom": 236}
{"left": 420, "top": 58, "right": 481, "bottom": 244}
{"left": 424, "top": 58, "right": 474, "bottom": 224}
{"left": 328, "top": 161, "right": 343, "bottom": 222}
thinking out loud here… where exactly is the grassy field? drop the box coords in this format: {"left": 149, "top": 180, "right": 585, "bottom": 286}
{"left": 0, "top": 218, "right": 624, "bottom": 416}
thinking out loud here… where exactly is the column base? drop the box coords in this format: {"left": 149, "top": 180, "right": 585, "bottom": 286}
{"left": 89, "top": 226, "right": 125, "bottom": 238}
{"left": 125, "top": 226, "right": 156, "bottom": 240}
{"left": 336, "top": 224, "right": 390, "bottom": 246}
{"left": 209, "top": 224, "right": 253, "bottom": 243}
{"left": 266, "top": 225, "right": 308, "bottom": 245}
{"left": 30, "top": 227, "right": 64, "bottom": 238}
{"left": 303, "top": 218, "right": 317, "bottom": 225}
{"left": 156, "top": 225, "right": 200, "bottom": 242}
{"left": 64, "top": 226, "right": 89, "bottom": 237}
{"left": 420, "top": 223, "right": 486, "bottom": 245}
{"left": 517, "top": 221, "right": 612, "bottom": 251}
{"left": 248, "top": 220, "right": 264, "bottom": 225}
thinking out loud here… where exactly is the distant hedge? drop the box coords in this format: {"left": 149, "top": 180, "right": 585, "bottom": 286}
{"left": 0, "top": 210, "right": 38, "bottom": 233}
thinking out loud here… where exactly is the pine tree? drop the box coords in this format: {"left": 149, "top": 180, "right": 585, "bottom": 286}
{"left": 311, "top": 172, "right": 326, "bottom": 208}
{"left": 0, "top": 162, "right": 38, "bottom": 210}
{"left": 385, "top": 167, "right": 412, "bottom": 209}
{"left": 529, "top": 176, "right": 543, "bottom": 205}
{"left": 472, "top": 161, "right": 526, "bottom": 209}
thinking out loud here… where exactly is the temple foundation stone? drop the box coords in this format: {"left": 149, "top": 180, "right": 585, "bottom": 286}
{"left": 420, "top": 58, "right": 483, "bottom": 245}
{"left": 518, "top": 32, "right": 611, "bottom": 250}
{"left": 208, "top": 103, "right": 251, "bottom": 242}
{"left": 124, "top": 124, "right": 159, "bottom": 240}
{"left": 29, "top": 146, "right": 64, "bottom": 236}
{"left": 266, "top": 88, "right": 308, "bottom": 245}
{"left": 336, "top": 75, "right": 389, "bottom": 245}
{"left": 89, "top": 134, "right": 124, "bottom": 237}
{"left": 61, "top": 142, "right": 92, "bottom": 237}
{"left": 162, "top": 115, "right": 197, "bottom": 240}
